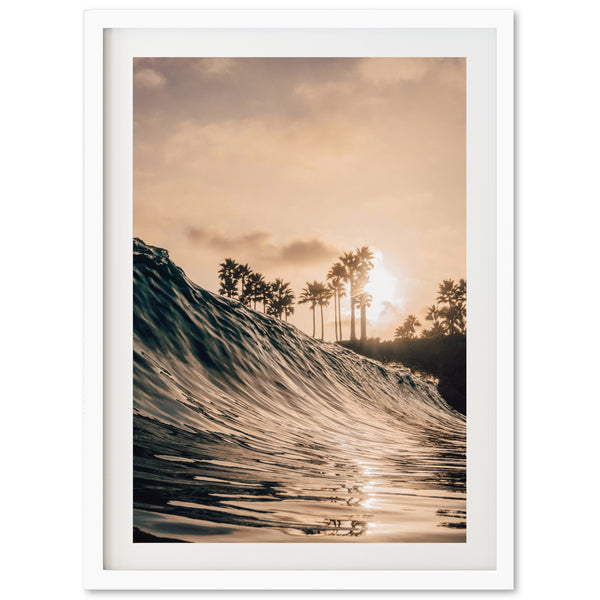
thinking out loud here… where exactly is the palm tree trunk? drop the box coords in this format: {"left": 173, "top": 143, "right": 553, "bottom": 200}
{"left": 338, "top": 294, "right": 343, "bottom": 341}
{"left": 312, "top": 307, "right": 315, "bottom": 337}
{"left": 320, "top": 305, "right": 324, "bottom": 341}
{"left": 332, "top": 292, "right": 336, "bottom": 341}
{"left": 333, "top": 291, "right": 338, "bottom": 341}
{"left": 360, "top": 303, "right": 367, "bottom": 341}
{"left": 336, "top": 293, "right": 340, "bottom": 341}
{"left": 350, "top": 297, "right": 356, "bottom": 341}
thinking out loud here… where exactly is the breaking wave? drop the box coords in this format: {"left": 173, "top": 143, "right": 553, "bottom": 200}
{"left": 133, "top": 238, "right": 466, "bottom": 542}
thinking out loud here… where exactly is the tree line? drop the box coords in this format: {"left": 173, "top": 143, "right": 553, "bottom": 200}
{"left": 217, "top": 246, "right": 376, "bottom": 341}
{"left": 394, "top": 278, "right": 466, "bottom": 340}
{"left": 218, "top": 255, "right": 466, "bottom": 344}
{"left": 217, "top": 259, "right": 295, "bottom": 320}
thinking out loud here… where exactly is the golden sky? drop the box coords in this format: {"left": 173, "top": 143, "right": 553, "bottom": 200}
{"left": 134, "top": 57, "right": 465, "bottom": 341}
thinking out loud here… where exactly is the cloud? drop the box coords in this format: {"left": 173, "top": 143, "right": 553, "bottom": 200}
{"left": 357, "top": 57, "right": 464, "bottom": 87}
{"left": 279, "top": 238, "right": 338, "bottom": 264}
{"left": 158, "top": 116, "right": 371, "bottom": 184}
{"left": 185, "top": 227, "right": 338, "bottom": 266}
{"left": 293, "top": 80, "right": 354, "bottom": 103}
{"left": 358, "top": 58, "right": 430, "bottom": 85}
{"left": 186, "top": 227, "right": 271, "bottom": 251}
{"left": 134, "top": 67, "right": 167, "bottom": 89}
{"left": 199, "top": 58, "right": 236, "bottom": 75}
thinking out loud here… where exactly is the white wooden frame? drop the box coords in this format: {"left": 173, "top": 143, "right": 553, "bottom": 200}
{"left": 84, "top": 9, "right": 513, "bottom": 590}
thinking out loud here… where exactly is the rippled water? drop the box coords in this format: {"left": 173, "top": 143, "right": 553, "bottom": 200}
{"left": 133, "top": 238, "right": 466, "bottom": 542}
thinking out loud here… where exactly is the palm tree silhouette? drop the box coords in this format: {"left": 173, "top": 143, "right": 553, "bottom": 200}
{"left": 299, "top": 281, "right": 319, "bottom": 337}
{"left": 436, "top": 278, "right": 467, "bottom": 334}
{"left": 280, "top": 283, "right": 295, "bottom": 322}
{"left": 327, "top": 262, "right": 347, "bottom": 341}
{"left": 218, "top": 258, "right": 240, "bottom": 298}
{"left": 283, "top": 303, "right": 295, "bottom": 322}
{"left": 244, "top": 272, "right": 266, "bottom": 310}
{"left": 357, "top": 291, "right": 373, "bottom": 341}
{"left": 355, "top": 246, "right": 375, "bottom": 341}
{"left": 437, "top": 279, "right": 455, "bottom": 305}
{"left": 394, "top": 314, "right": 422, "bottom": 340}
{"left": 257, "top": 279, "right": 272, "bottom": 313}
{"left": 454, "top": 278, "right": 467, "bottom": 333}
{"left": 338, "top": 251, "right": 361, "bottom": 341}
{"left": 236, "top": 263, "right": 252, "bottom": 305}
{"left": 267, "top": 278, "right": 295, "bottom": 319}
{"left": 423, "top": 305, "right": 446, "bottom": 338}
{"left": 315, "top": 282, "right": 333, "bottom": 341}
{"left": 425, "top": 304, "right": 442, "bottom": 327}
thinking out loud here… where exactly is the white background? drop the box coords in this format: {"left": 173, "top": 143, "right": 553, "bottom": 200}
{"left": 1, "top": 0, "right": 598, "bottom": 598}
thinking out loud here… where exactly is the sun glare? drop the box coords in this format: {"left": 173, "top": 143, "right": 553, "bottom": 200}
{"left": 364, "top": 251, "right": 399, "bottom": 318}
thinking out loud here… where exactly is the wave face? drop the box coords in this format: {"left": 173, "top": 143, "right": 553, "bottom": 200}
{"left": 133, "top": 238, "right": 466, "bottom": 542}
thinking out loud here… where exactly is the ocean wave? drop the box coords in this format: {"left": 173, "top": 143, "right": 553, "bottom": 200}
{"left": 133, "top": 238, "right": 466, "bottom": 542}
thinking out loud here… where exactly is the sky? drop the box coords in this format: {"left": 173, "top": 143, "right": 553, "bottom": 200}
{"left": 133, "top": 57, "right": 465, "bottom": 341}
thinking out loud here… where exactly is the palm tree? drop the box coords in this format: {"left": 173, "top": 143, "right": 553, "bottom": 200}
{"left": 266, "top": 278, "right": 282, "bottom": 318}
{"left": 455, "top": 278, "right": 467, "bottom": 333}
{"left": 326, "top": 282, "right": 338, "bottom": 340}
{"left": 425, "top": 304, "right": 442, "bottom": 328}
{"left": 327, "top": 262, "right": 346, "bottom": 341}
{"left": 236, "top": 263, "right": 252, "bottom": 305}
{"left": 421, "top": 321, "right": 445, "bottom": 338}
{"left": 283, "top": 304, "right": 295, "bottom": 322}
{"left": 314, "top": 282, "right": 333, "bottom": 341}
{"left": 436, "top": 278, "right": 467, "bottom": 334}
{"left": 267, "top": 278, "right": 295, "bottom": 319}
{"left": 407, "top": 314, "right": 422, "bottom": 336}
{"left": 338, "top": 251, "right": 361, "bottom": 341}
{"left": 357, "top": 290, "right": 372, "bottom": 341}
{"left": 394, "top": 314, "right": 422, "bottom": 340}
{"left": 440, "top": 304, "right": 463, "bottom": 335}
{"left": 431, "top": 321, "right": 446, "bottom": 336}
{"left": 299, "top": 281, "right": 319, "bottom": 337}
{"left": 436, "top": 278, "right": 457, "bottom": 334}
{"left": 280, "top": 283, "right": 295, "bottom": 322}
{"left": 355, "top": 246, "right": 375, "bottom": 341}
{"left": 455, "top": 278, "right": 467, "bottom": 304}
{"left": 244, "top": 272, "right": 266, "bottom": 310}
{"left": 218, "top": 258, "right": 240, "bottom": 298}
{"left": 265, "top": 280, "right": 279, "bottom": 318}
{"left": 326, "top": 275, "right": 338, "bottom": 342}
{"left": 257, "top": 280, "right": 272, "bottom": 313}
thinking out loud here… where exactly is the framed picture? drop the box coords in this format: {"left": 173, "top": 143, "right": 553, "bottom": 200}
{"left": 84, "top": 8, "right": 513, "bottom": 590}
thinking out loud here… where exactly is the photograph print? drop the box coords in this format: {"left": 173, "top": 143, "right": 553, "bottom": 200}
{"left": 133, "top": 57, "right": 467, "bottom": 543}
